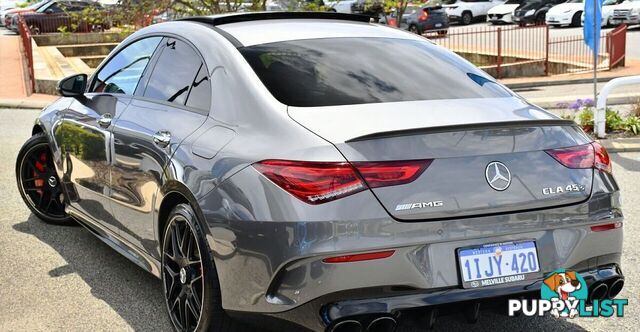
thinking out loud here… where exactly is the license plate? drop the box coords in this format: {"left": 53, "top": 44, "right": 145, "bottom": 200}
{"left": 435, "top": 23, "right": 442, "bottom": 27}
{"left": 457, "top": 241, "right": 541, "bottom": 288}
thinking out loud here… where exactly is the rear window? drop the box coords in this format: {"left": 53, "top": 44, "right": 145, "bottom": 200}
{"left": 239, "top": 38, "right": 511, "bottom": 107}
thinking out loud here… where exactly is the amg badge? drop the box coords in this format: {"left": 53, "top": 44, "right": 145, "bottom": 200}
{"left": 395, "top": 201, "right": 444, "bottom": 211}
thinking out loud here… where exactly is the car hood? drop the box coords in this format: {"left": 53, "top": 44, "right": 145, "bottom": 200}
{"left": 287, "top": 97, "right": 556, "bottom": 143}
{"left": 488, "top": 3, "right": 521, "bottom": 14}
{"left": 3, "top": 7, "right": 33, "bottom": 15}
{"left": 614, "top": 2, "right": 639, "bottom": 9}
{"left": 548, "top": 3, "right": 584, "bottom": 14}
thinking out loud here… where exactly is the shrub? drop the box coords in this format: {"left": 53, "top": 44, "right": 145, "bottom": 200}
{"left": 624, "top": 116, "right": 640, "bottom": 135}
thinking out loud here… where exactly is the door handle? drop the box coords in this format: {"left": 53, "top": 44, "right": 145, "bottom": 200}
{"left": 153, "top": 131, "right": 171, "bottom": 148}
{"left": 98, "top": 113, "right": 112, "bottom": 128}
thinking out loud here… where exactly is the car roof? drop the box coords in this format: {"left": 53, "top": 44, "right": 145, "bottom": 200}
{"left": 181, "top": 12, "right": 424, "bottom": 47}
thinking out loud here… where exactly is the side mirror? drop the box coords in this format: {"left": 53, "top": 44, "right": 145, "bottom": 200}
{"left": 57, "top": 74, "right": 87, "bottom": 97}
{"left": 44, "top": 8, "right": 54, "bottom": 14}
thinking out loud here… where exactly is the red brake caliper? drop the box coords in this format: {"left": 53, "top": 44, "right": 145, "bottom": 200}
{"left": 33, "top": 151, "right": 47, "bottom": 196}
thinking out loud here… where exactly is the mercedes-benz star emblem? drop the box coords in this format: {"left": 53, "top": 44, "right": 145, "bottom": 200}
{"left": 485, "top": 161, "right": 511, "bottom": 191}
{"left": 179, "top": 268, "right": 187, "bottom": 284}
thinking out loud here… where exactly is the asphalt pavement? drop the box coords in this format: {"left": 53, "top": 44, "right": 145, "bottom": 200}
{"left": 0, "top": 107, "right": 638, "bottom": 331}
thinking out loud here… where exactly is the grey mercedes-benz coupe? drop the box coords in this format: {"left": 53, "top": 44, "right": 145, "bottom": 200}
{"left": 15, "top": 12, "right": 623, "bottom": 332}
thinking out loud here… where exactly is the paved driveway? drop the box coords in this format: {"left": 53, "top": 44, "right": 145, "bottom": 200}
{"left": 0, "top": 107, "right": 638, "bottom": 331}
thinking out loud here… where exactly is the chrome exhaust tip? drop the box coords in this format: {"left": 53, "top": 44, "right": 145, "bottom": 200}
{"left": 331, "top": 319, "right": 363, "bottom": 332}
{"left": 589, "top": 282, "right": 609, "bottom": 303}
{"left": 607, "top": 277, "right": 624, "bottom": 299}
{"left": 366, "top": 316, "right": 397, "bottom": 332}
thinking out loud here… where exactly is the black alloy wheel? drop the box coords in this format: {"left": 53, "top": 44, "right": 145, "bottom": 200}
{"left": 409, "top": 24, "right": 419, "bottom": 34}
{"left": 163, "top": 212, "right": 205, "bottom": 332}
{"left": 162, "top": 204, "right": 245, "bottom": 332}
{"left": 16, "top": 133, "right": 71, "bottom": 224}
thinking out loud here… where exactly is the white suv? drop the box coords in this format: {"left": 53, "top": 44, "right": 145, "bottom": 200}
{"left": 443, "top": 0, "right": 506, "bottom": 25}
{"left": 610, "top": 0, "right": 640, "bottom": 25}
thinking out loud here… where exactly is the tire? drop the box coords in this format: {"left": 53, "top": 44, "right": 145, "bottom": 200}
{"left": 437, "top": 30, "right": 448, "bottom": 36}
{"left": 408, "top": 24, "right": 420, "bottom": 34}
{"left": 162, "top": 204, "right": 243, "bottom": 332}
{"left": 571, "top": 11, "right": 582, "bottom": 27}
{"left": 461, "top": 12, "right": 473, "bottom": 25}
{"left": 28, "top": 23, "right": 41, "bottom": 35}
{"left": 16, "top": 133, "right": 73, "bottom": 225}
{"left": 535, "top": 13, "right": 545, "bottom": 25}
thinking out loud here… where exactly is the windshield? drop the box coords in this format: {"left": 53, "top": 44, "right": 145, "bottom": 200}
{"left": 240, "top": 38, "right": 512, "bottom": 107}
{"left": 603, "top": 0, "right": 618, "bottom": 5}
{"left": 442, "top": 0, "right": 457, "bottom": 4}
{"left": 505, "top": 0, "right": 524, "bottom": 4}
{"left": 404, "top": 6, "right": 420, "bottom": 14}
{"left": 568, "top": 0, "right": 583, "bottom": 3}
{"left": 27, "top": 0, "right": 48, "bottom": 9}
{"left": 519, "top": 0, "right": 543, "bottom": 10}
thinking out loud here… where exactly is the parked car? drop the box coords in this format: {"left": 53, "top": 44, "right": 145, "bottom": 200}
{"left": 380, "top": 5, "right": 450, "bottom": 35}
{"left": 3, "top": 0, "right": 48, "bottom": 27}
{"left": 513, "top": 0, "right": 565, "bottom": 26}
{"left": 0, "top": 0, "right": 20, "bottom": 25}
{"left": 325, "top": 0, "right": 357, "bottom": 12}
{"left": 11, "top": 0, "right": 110, "bottom": 34}
{"left": 581, "top": 0, "right": 625, "bottom": 26}
{"left": 545, "top": 0, "right": 584, "bottom": 27}
{"left": 442, "top": 0, "right": 505, "bottom": 25}
{"left": 16, "top": 11, "right": 624, "bottom": 332}
{"left": 610, "top": 0, "right": 640, "bottom": 25}
{"left": 487, "top": 0, "right": 524, "bottom": 24}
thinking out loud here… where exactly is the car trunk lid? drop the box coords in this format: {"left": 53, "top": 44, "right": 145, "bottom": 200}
{"left": 288, "top": 97, "right": 594, "bottom": 220}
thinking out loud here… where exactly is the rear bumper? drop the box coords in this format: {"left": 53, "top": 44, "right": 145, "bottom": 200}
{"left": 418, "top": 19, "right": 449, "bottom": 32}
{"left": 233, "top": 261, "right": 623, "bottom": 332}
{"left": 201, "top": 166, "right": 623, "bottom": 331}
{"left": 321, "top": 261, "right": 623, "bottom": 322}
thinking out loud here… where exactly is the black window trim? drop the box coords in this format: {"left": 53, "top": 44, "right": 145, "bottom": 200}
{"left": 87, "top": 34, "right": 164, "bottom": 96}
{"left": 133, "top": 33, "right": 212, "bottom": 116}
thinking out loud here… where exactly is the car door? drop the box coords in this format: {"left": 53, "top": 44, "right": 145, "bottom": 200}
{"left": 61, "top": 36, "right": 162, "bottom": 234}
{"left": 109, "top": 37, "right": 211, "bottom": 252}
{"left": 38, "top": 1, "right": 66, "bottom": 33}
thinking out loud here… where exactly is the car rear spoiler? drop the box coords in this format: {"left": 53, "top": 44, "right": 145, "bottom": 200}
{"left": 345, "top": 119, "right": 577, "bottom": 142}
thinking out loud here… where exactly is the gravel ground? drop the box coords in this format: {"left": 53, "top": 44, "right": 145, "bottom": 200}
{"left": 0, "top": 108, "right": 638, "bottom": 331}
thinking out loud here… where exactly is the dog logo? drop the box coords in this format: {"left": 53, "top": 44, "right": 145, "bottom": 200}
{"left": 541, "top": 270, "right": 588, "bottom": 318}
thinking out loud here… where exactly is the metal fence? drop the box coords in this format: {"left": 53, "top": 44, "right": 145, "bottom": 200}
{"left": 430, "top": 24, "right": 627, "bottom": 78}
{"left": 16, "top": 14, "right": 35, "bottom": 94}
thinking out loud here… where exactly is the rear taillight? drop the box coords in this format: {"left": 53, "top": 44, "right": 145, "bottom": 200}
{"left": 253, "top": 159, "right": 432, "bottom": 204}
{"left": 253, "top": 160, "right": 365, "bottom": 204}
{"left": 419, "top": 11, "right": 429, "bottom": 21}
{"left": 592, "top": 142, "right": 612, "bottom": 173}
{"left": 545, "top": 142, "right": 612, "bottom": 173}
{"left": 352, "top": 160, "right": 432, "bottom": 188}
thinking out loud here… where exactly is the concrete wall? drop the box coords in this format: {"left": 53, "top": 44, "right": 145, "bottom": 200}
{"left": 33, "top": 32, "right": 129, "bottom": 46}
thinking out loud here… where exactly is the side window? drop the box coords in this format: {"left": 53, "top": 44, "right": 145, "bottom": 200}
{"left": 90, "top": 37, "right": 162, "bottom": 95}
{"left": 143, "top": 39, "right": 211, "bottom": 112}
{"left": 185, "top": 64, "right": 211, "bottom": 111}
{"left": 47, "top": 3, "right": 65, "bottom": 13}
